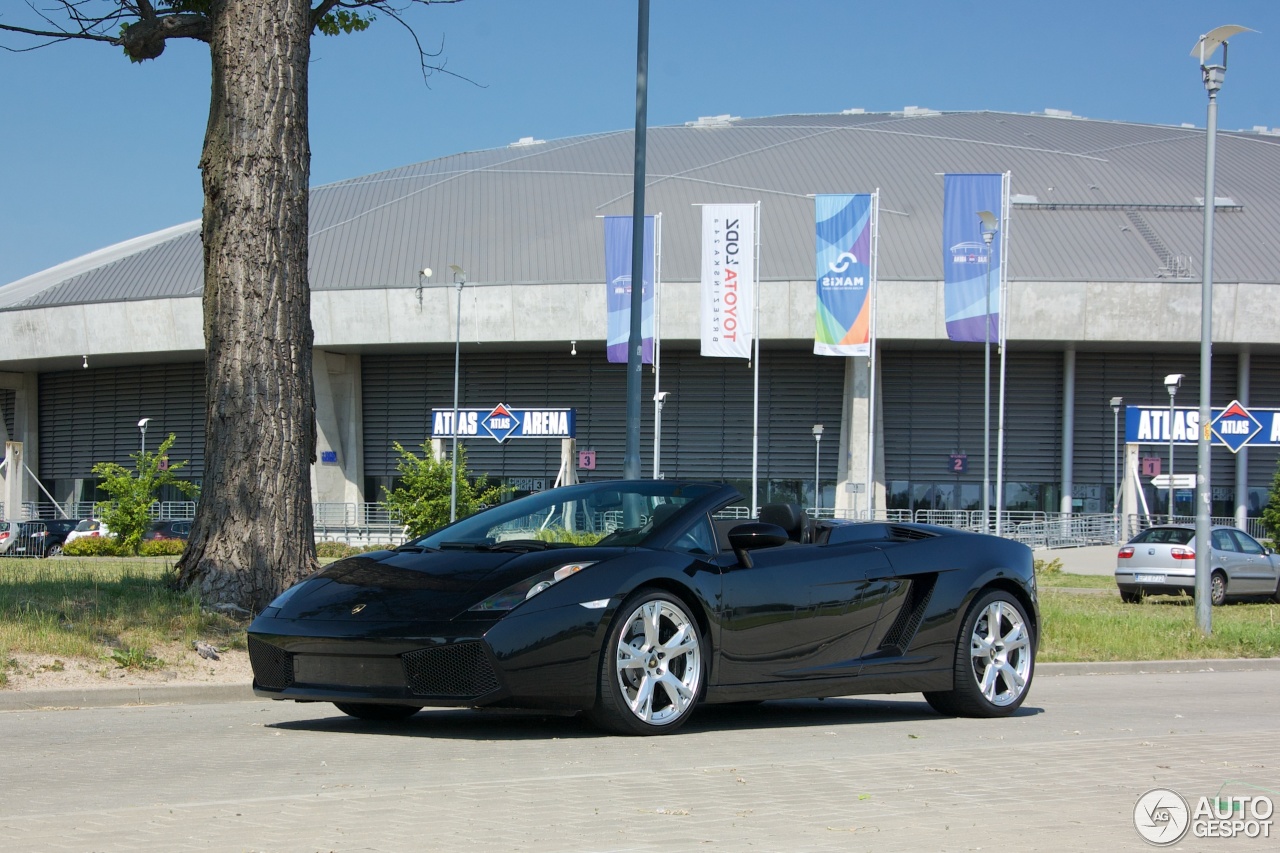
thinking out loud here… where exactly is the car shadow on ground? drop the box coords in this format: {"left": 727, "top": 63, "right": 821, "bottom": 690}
{"left": 266, "top": 696, "right": 1044, "bottom": 741}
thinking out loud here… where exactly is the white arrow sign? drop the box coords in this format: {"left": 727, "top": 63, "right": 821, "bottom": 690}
{"left": 1150, "top": 474, "right": 1197, "bottom": 488}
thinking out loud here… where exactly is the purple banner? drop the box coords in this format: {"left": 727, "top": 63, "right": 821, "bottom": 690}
{"left": 604, "top": 215, "right": 655, "bottom": 364}
{"left": 943, "top": 174, "right": 1003, "bottom": 342}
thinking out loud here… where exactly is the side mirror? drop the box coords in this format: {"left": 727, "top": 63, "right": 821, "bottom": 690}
{"left": 728, "top": 522, "right": 789, "bottom": 568}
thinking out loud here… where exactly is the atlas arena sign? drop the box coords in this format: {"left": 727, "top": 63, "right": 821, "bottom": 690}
{"left": 432, "top": 404, "right": 576, "bottom": 444}
{"left": 1125, "top": 402, "right": 1280, "bottom": 454}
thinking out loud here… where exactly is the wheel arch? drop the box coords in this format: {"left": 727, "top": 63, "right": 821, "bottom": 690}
{"left": 976, "top": 577, "right": 1039, "bottom": 646}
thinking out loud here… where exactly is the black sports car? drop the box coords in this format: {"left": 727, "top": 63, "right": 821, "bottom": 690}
{"left": 249, "top": 480, "right": 1038, "bottom": 735}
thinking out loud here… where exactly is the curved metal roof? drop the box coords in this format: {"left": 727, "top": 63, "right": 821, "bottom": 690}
{"left": 4, "top": 109, "right": 1279, "bottom": 312}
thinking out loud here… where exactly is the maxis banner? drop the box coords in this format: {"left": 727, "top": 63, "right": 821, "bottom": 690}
{"left": 603, "top": 215, "right": 655, "bottom": 365}
{"left": 943, "top": 174, "right": 1003, "bottom": 343}
{"left": 814, "top": 193, "right": 873, "bottom": 356}
{"left": 1125, "top": 402, "right": 1280, "bottom": 453}
{"left": 432, "top": 405, "right": 576, "bottom": 443}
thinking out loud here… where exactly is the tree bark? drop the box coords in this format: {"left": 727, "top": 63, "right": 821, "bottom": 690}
{"left": 176, "top": 0, "right": 318, "bottom": 610}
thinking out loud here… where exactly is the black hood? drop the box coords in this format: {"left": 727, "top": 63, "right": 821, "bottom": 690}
{"left": 272, "top": 546, "right": 619, "bottom": 622}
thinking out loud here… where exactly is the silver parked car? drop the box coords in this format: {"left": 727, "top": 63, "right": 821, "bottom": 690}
{"left": 1115, "top": 524, "right": 1280, "bottom": 606}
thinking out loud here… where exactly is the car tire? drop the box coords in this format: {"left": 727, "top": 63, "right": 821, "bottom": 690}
{"left": 588, "top": 589, "right": 705, "bottom": 736}
{"left": 1210, "top": 571, "right": 1227, "bottom": 607}
{"left": 333, "top": 702, "right": 422, "bottom": 721}
{"left": 48, "top": 544, "right": 63, "bottom": 558}
{"left": 924, "top": 588, "right": 1035, "bottom": 718}
{"left": 1118, "top": 589, "right": 1143, "bottom": 604}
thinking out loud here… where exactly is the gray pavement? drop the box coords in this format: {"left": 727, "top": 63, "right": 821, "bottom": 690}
{"left": 3, "top": 667, "right": 1279, "bottom": 852}
{"left": 1032, "top": 544, "right": 1119, "bottom": 576}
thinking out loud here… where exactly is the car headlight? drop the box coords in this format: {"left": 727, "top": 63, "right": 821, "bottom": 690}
{"left": 468, "top": 562, "right": 595, "bottom": 612}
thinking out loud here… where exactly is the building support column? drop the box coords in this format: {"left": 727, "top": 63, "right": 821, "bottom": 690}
{"left": 0, "top": 372, "right": 39, "bottom": 514}
{"left": 1060, "top": 347, "right": 1075, "bottom": 515}
{"left": 1236, "top": 348, "right": 1250, "bottom": 528}
{"left": 835, "top": 351, "right": 882, "bottom": 520}
{"left": 311, "top": 351, "right": 365, "bottom": 506}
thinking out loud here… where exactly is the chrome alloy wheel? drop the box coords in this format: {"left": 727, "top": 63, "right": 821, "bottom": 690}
{"left": 614, "top": 598, "right": 702, "bottom": 726}
{"left": 968, "top": 599, "right": 1032, "bottom": 707}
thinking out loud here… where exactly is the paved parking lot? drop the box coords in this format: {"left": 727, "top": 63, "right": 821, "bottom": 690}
{"left": 2, "top": 666, "right": 1277, "bottom": 852}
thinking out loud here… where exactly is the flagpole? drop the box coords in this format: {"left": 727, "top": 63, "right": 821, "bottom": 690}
{"left": 652, "top": 213, "right": 663, "bottom": 479}
{"left": 995, "top": 172, "right": 1010, "bottom": 536}
{"left": 866, "top": 190, "right": 880, "bottom": 519}
{"left": 751, "top": 200, "right": 761, "bottom": 518}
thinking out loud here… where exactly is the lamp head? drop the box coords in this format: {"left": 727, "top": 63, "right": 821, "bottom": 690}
{"left": 1164, "top": 374, "right": 1184, "bottom": 396}
{"left": 448, "top": 264, "right": 466, "bottom": 284}
{"left": 812, "top": 424, "right": 824, "bottom": 439}
{"left": 138, "top": 417, "right": 150, "bottom": 429}
{"left": 419, "top": 267, "right": 432, "bottom": 279}
{"left": 1110, "top": 396, "right": 1123, "bottom": 411}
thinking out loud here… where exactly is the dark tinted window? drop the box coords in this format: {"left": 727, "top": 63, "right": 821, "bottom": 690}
{"left": 1131, "top": 527, "right": 1194, "bottom": 546}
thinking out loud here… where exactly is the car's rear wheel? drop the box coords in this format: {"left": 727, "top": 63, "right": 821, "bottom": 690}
{"left": 333, "top": 702, "right": 422, "bottom": 721}
{"left": 589, "top": 589, "right": 705, "bottom": 736}
{"left": 47, "top": 544, "right": 63, "bottom": 558}
{"left": 924, "top": 589, "right": 1035, "bottom": 718}
{"left": 1210, "top": 571, "right": 1227, "bottom": 606}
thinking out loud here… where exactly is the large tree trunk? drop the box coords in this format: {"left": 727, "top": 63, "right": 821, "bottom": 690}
{"left": 177, "top": 0, "right": 318, "bottom": 611}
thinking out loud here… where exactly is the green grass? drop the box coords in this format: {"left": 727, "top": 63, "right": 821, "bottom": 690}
{"left": 1040, "top": 588, "right": 1280, "bottom": 662}
{"left": 0, "top": 557, "right": 248, "bottom": 679}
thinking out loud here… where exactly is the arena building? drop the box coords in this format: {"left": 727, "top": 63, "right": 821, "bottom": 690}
{"left": 1, "top": 109, "right": 1278, "bottom": 530}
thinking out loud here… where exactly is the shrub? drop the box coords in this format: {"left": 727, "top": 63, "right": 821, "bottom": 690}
{"left": 92, "top": 433, "right": 198, "bottom": 553}
{"left": 1033, "top": 557, "right": 1063, "bottom": 577}
{"left": 315, "top": 541, "right": 357, "bottom": 559}
{"left": 380, "top": 442, "right": 507, "bottom": 538}
{"left": 61, "top": 536, "right": 125, "bottom": 557}
{"left": 139, "top": 539, "right": 185, "bottom": 557}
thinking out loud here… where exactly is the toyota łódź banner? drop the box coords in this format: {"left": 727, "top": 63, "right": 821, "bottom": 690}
{"left": 943, "top": 174, "right": 1003, "bottom": 342}
{"left": 814, "top": 193, "right": 874, "bottom": 356}
{"left": 699, "top": 204, "right": 755, "bottom": 358}
{"left": 603, "top": 215, "right": 655, "bottom": 364}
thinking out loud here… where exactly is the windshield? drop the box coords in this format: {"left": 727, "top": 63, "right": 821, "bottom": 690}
{"left": 414, "top": 481, "right": 726, "bottom": 550}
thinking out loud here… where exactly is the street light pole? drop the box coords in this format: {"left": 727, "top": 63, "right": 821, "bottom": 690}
{"left": 1191, "top": 25, "right": 1251, "bottom": 635}
{"left": 1165, "top": 373, "right": 1183, "bottom": 524}
{"left": 812, "top": 424, "right": 824, "bottom": 515}
{"left": 1111, "top": 396, "right": 1123, "bottom": 542}
{"left": 448, "top": 264, "right": 467, "bottom": 523}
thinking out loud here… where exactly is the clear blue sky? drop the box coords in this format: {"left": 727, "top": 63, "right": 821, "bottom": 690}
{"left": 2, "top": 0, "right": 1277, "bottom": 286}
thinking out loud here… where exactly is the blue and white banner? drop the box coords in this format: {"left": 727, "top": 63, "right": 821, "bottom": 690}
{"left": 700, "top": 204, "right": 755, "bottom": 359}
{"left": 814, "top": 194, "right": 874, "bottom": 356}
{"left": 1125, "top": 403, "right": 1280, "bottom": 452}
{"left": 943, "top": 174, "right": 1004, "bottom": 343}
{"left": 604, "top": 215, "right": 655, "bottom": 364}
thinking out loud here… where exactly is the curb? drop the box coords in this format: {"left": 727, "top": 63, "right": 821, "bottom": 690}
{"left": 4, "top": 659, "right": 1280, "bottom": 711}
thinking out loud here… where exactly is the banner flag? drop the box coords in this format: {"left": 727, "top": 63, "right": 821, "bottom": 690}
{"left": 814, "top": 194, "right": 874, "bottom": 356}
{"left": 943, "top": 174, "right": 1004, "bottom": 342}
{"left": 603, "top": 215, "right": 655, "bottom": 364}
{"left": 699, "top": 204, "right": 755, "bottom": 358}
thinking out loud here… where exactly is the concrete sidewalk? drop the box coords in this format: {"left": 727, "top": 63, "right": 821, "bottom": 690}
{"left": 1032, "top": 544, "right": 1119, "bottom": 576}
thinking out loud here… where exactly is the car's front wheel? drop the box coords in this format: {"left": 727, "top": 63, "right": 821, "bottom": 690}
{"left": 333, "top": 702, "right": 422, "bottom": 721}
{"left": 589, "top": 589, "right": 705, "bottom": 736}
{"left": 924, "top": 589, "right": 1035, "bottom": 718}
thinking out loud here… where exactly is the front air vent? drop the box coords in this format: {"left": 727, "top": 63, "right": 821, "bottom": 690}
{"left": 402, "top": 642, "right": 500, "bottom": 698}
{"left": 248, "top": 636, "right": 294, "bottom": 690}
{"left": 878, "top": 575, "right": 937, "bottom": 655}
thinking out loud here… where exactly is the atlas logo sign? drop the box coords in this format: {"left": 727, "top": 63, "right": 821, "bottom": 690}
{"left": 1210, "top": 400, "right": 1263, "bottom": 454}
{"left": 432, "top": 406, "right": 576, "bottom": 443}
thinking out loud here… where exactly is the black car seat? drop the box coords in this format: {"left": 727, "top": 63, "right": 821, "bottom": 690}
{"left": 758, "top": 502, "right": 812, "bottom": 544}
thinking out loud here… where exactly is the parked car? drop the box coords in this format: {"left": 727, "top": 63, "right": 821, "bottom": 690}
{"left": 250, "top": 479, "right": 1039, "bottom": 734}
{"left": 142, "top": 519, "right": 192, "bottom": 541}
{"left": 1115, "top": 524, "right": 1280, "bottom": 605}
{"left": 65, "top": 518, "right": 112, "bottom": 544}
{"left": 4, "top": 518, "right": 81, "bottom": 558}
{"left": 0, "top": 520, "right": 14, "bottom": 555}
